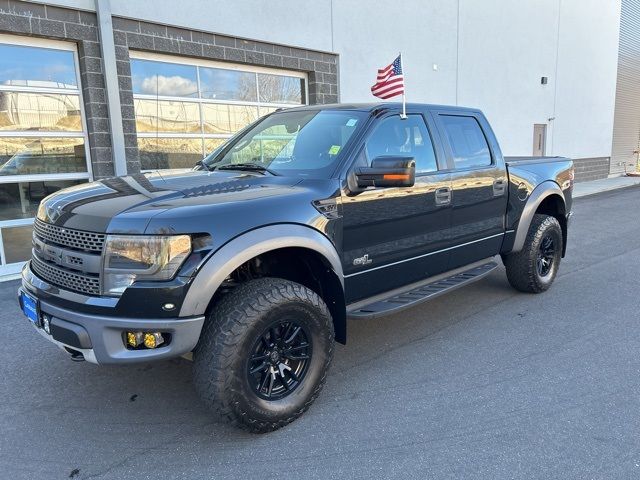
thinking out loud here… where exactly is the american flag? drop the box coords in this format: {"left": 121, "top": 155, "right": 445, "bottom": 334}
{"left": 371, "top": 55, "right": 405, "bottom": 99}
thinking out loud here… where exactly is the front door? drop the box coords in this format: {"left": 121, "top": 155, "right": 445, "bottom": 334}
{"left": 341, "top": 112, "right": 453, "bottom": 303}
{"left": 434, "top": 112, "right": 508, "bottom": 269}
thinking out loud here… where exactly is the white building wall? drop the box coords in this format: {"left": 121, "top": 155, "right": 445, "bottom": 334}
{"left": 456, "top": 0, "right": 561, "bottom": 156}
{"left": 331, "top": 0, "right": 459, "bottom": 105}
{"left": 43, "top": 0, "right": 622, "bottom": 161}
{"left": 553, "top": 0, "right": 621, "bottom": 159}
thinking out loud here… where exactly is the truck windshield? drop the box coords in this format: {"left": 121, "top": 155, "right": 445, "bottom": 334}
{"left": 202, "top": 110, "right": 367, "bottom": 178}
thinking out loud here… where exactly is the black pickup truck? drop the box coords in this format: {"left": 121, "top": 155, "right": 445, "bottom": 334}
{"left": 18, "top": 103, "right": 573, "bottom": 432}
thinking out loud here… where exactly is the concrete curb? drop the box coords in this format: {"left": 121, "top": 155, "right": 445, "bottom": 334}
{"left": 573, "top": 176, "right": 640, "bottom": 198}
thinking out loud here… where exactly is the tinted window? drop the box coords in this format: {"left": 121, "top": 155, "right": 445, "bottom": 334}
{"left": 440, "top": 115, "right": 491, "bottom": 169}
{"left": 366, "top": 115, "right": 437, "bottom": 173}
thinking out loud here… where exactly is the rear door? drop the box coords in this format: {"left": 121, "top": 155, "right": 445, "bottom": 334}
{"left": 433, "top": 110, "right": 508, "bottom": 268}
{"left": 341, "top": 110, "right": 453, "bottom": 303}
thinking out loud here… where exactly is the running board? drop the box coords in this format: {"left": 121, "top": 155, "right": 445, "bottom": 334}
{"left": 347, "top": 261, "right": 498, "bottom": 319}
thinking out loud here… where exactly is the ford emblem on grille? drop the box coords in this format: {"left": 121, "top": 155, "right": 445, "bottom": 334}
{"left": 44, "top": 245, "right": 65, "bottom": 266}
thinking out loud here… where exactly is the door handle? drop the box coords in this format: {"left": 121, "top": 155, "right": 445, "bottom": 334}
{"left": 435, "top": 186, "right": 451, "bottom": 206}
{"left": 493, "top": 178, "right": 507, "bottom": 196}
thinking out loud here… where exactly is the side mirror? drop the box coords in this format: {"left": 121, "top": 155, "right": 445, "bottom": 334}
{"left": 354, "top": 156, "right": 416, "bottom": 188}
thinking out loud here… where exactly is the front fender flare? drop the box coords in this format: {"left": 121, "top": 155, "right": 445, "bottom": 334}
{"left": 179, "top": 224, "right": 344, "bottom": 317}
{"left": 511, "top": 180, "right": 565, "bottom": 253}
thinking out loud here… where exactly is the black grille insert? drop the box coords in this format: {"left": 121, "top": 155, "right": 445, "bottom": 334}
{"left": 33, "top": 219, "right": 105, "bottom": 253}
{"left": 31, "top": 255, "right": 101, "bottom": 296}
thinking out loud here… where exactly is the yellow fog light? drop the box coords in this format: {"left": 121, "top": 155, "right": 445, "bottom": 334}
{"left": 126, "top": 331, "right": 143, "bottom": 347}
{"left": 143, "top": 332, "right": 164, "bottom": 349}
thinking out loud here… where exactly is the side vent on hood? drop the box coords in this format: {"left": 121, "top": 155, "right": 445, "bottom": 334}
{"left": 182, "top": 181, "right": 252, "bottom": 198}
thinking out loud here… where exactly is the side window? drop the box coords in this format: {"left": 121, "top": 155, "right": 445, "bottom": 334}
{"left": 365, "top": 115, "right": 438, "bottom": 173}
{"left": 439, "top": 115, "right": 492, "bottom": 169}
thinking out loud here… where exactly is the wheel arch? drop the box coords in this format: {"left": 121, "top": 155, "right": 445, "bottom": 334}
{"left": 512, "top": 181, "right": 567, "bottom": 256}
{"left": 180, "top": 224, "right": 347, "bottom": 343}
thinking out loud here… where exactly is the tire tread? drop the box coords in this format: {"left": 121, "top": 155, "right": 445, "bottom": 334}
{"left": 193, "top": 277, "right": 334, "bottom": 433}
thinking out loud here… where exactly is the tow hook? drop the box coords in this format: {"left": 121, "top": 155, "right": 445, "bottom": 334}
{"left": 65, "top": 347, "right": 85, "bottom": 362}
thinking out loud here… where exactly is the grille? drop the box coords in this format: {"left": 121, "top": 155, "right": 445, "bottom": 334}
{"left": 31, "top": 255, "right": 101, "bottom": 295}
{"left": 33, "top": 219, "right": 106, "bottom": 253}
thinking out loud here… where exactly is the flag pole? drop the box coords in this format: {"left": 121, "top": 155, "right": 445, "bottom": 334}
{"left": 400, "top": 52, "right": 407, "bottom": 119}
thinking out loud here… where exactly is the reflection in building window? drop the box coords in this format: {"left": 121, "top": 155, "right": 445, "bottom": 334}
{"left": 131, "top": 59, "right": 198, "bottom": 98}
{"left": 0, "top": 39, "right": 90, "bottom": 270}
{"left": 138, "top": 138, "right": 204, "bottom": 170}
{"left": 0, "top": 137, "right": 87, "bottom": 176}
{"left": 130, "top": 56, "right": 307, "bottom": 170}
{"left": 202, "top": 104, "right": 259, "bottom": 134}
{"left": 258, "top": 74, "right": 305, "bottom": 104}
{"left": 0, "top": 92, "right": 82, "bottom": 132}
{"left": 135, "top": 99, "right": 201, "bottom": 133}
{"left": 199, "top": 67, "right": 257, "bottom": 101}
{"left": 0, "top": 179, "right": 84, "bottom": 221}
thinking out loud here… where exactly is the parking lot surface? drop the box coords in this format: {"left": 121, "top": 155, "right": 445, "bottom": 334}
{"left": 2, "top": 186, "right": 640, "bottom": 479}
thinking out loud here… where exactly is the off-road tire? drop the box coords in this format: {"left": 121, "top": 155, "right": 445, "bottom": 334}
{"left": 193, "top": 277, "right": 334, "bottom": 433}
{"left": 503, "top": 214, "right": 563, "bottom": 293}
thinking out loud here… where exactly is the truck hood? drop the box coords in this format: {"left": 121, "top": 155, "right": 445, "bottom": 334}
{"left": 37, "top": 169, "right": 304, "bottom": 232}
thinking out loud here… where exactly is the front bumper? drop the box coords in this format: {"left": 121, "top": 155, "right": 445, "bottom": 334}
{"left": 20, "top": 262, "right": 205, "bottom": 365}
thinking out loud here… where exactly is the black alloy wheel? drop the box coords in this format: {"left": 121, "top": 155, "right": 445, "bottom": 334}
{"left": 247, "top": 321, "right": 312, "bottom": 400}
{"left": 536, "top": 235, "right": 555, "bottom": 277}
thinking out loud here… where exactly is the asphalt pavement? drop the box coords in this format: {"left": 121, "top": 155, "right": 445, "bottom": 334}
{"left": 1, "top": 185, "right": 640, "bottom": 479}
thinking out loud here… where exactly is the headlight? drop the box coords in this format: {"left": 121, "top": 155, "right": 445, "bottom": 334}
{"left": 102, "top": 235, "right": 191, "bottom": 296}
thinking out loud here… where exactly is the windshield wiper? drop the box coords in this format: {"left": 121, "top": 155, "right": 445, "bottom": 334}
{"left": 217, "top": 163, "right": 280, "bottom": 176}
{"left": 194, "top": 159, "right": 213, "bottom": 171}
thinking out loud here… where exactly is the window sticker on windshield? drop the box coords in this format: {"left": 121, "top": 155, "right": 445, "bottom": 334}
{"left": 346, "top": 118, "right": 358, "bottom": 127}
{"left": 328, "top": 145, "right": 341, "bottom": 155}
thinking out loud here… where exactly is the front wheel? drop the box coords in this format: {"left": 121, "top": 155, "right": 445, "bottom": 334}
{"left": 193, "top": 277, "right": 334, "bottom": 433}
{"left": 503, "top": 214, "right": 563, "bottom": 293}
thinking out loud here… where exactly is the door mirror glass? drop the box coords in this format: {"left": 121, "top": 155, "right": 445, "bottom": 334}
{"left": 355, "top": 156, "right": 415, "bottom": 188}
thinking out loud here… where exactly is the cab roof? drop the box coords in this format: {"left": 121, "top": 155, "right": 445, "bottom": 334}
{"left": 280, "top": 102, "right": 481, "bottom": 114}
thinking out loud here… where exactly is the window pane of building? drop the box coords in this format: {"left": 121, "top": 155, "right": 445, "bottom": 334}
{"left": 199, "top": 67, "right": 257, "bottom": 101}
{"left": 138, "top": 137, "right": 203, "bottom": 170}
{"left": 135, "top": 99, "right": 201, "bottom": 133}
{"left": 0, "top": 92, "right": 82, "bottom": 132}
{"left": 131, "top": 59, "right": 198, "bottom": 98}
{"left": 258, "top": 74, "right": 304, "bottom": 104}
{"left": 0, "top": 44, "right": 77, "bottom": 88}
{"left": 0, "top": 179, "right": 85, "bottom": 221}
{"left": 202, "top": 104, "right": 259, "bottom": 134}
{"left": 2, "top": 224, "right": 33, "bottom": 264}
{"left": 0, "top": 137, "right": 87, "bottom": 176}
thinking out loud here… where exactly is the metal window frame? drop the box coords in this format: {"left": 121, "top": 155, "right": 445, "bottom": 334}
{"left": 0, "top": 34, "right": 93, "bottom": 274}
{"left": 129, "top": 50, "right": 309, "bottom": 167}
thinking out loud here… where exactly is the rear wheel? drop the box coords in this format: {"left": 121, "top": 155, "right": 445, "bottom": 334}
{"left": 503, "top": 214, "right": 563, "bottom": 293}
{"left": 193, "top": 277, "right": 334, "bottom": 433}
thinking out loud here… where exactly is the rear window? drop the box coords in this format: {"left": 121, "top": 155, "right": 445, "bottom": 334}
{"left": 440, "top": 115, "right": 492, "bottom": 169}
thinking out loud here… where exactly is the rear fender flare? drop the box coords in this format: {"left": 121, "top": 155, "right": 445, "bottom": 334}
{"left": 511, "top": 181, "right": 565, "bottom": 253}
